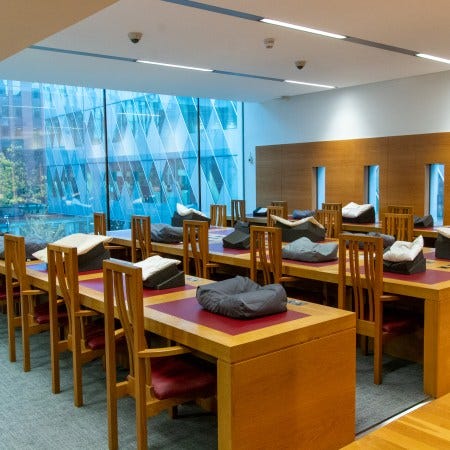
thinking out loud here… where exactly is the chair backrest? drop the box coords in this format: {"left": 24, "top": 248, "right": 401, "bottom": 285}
{"left": 231, "top": 199, "right": 246, "bottom": 224}
{"left": 4, "top": 234, "right": 30, "bottom": 291}
{"left": 270, "top": 201, "right": 288, "bottom": 219}
{"left": 382, "top": 212, "right": 414, "bottom": 241}
{"left": 131, "top": 215, "right": 152, "bottom": 262}
{"left": 210, "top": 204, "right": 227, "bottom": 227}
{"left": 103, "top": 259, "right": 142, "bottom": 378}
{"left": 250, "top": 226, "right": 283, "bottom": 285}
{"left": 387, "top": 205, "right": 413, "bottom": 215}
{"left": 183, "top": 220, "right": 210, "bottom": 278}
{"left": 315, "top": 209, "right": 342, "bottom": 238}
{"left": 267, "top": 205, "right": 285, "bottom": 227}
{"left": 338, "top": 233, "right": 383, "bottom": 323}
{"left": 93, "top": 212, "right": 107, "bottom": 235}
{"left": 322, "top": 203, "right": 342, "bottom": 213}
{"left": 47, "top": 244, "right": 79, "bottom": 333}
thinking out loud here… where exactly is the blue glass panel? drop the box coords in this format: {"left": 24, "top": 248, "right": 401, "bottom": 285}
{"left": 430, "top": 164, "right": 444, "bottom": 226}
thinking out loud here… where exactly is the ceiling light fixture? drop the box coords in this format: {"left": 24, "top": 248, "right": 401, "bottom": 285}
{"left": 285, "top": 79, "right": 335, "bottom": 89}
{"left": 261, "top": 18, "right": 346, "bottom": 40}
{"left": 136, "top": 59, "right": 213, "bottom": 71}
{"left": 416, "top": 53, "right": 450, "bottom": 65}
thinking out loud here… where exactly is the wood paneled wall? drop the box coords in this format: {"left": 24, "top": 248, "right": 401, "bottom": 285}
{"left": 256, "top": 132, "right": 450, "bottom": 223}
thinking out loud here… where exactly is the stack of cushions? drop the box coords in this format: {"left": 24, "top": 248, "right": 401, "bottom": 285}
{"left": 272, "top": 215, "right": 326, "bottom": 242}
{"left": 282, "top": 237, "right": 338, "bottom": 262}
{"left": 342, "top": 202, "right": 375, "bottom": 223}
{"left": 196, "top": 276, "right": 287, "bottom": 319}
{"left": 134, "top": 255, "right": 184, "bottom": 289}
{"left": 383, "top": 235, "right": 426, "bottom": 274}
{"left": 171, "top": 203, "right": 210, "bottom": 227}
{"left": 32, "top": 233, "right": 112, "bottom": 271}
{"left": 435, "top": 226, "right": 450, "bottom": 259}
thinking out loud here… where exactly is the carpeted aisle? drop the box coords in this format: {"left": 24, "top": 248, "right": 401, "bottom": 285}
{"left": 0, "top": 312, "right": 427, "bottom": 448}
{"left": 0, "top": 313, "right": 217, "bottom": 450}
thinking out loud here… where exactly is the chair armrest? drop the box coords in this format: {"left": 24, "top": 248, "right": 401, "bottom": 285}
{"left": 137, "top": 345, "right": 191, "bottom": 359}
{"left": 381, "top": 294, "right": 401, "bottom": 302}
{"left": 22, "top": 288, "right": 45, "bottom": 296}
{"left": 75, "top": 309, "right": 100, "bottom": 318}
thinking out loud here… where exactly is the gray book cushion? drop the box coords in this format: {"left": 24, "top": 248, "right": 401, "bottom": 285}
{"left": 282, "top": 237, "right": 338, "bottom": 262}
{"left": 151, "top": 223, "right": 183, "bottom": 243}
{"left": 196, "top": 276, "right": 287, "bottom": 319}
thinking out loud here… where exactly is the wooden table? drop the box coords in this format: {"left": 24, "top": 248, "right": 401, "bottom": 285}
{"left": 342, "top": 221, "right": 439, "bottom": 239}
{"left": 110, "top": 228, "right": 450, "bottom": 398}
{"left": 0, "top": 260, "right": 356, "bottom": 450}
{"left": 342, "top": 393, "right": 450, "bottom": 448}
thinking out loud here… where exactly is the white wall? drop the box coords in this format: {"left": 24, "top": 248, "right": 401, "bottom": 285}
{"left": 243, "top": 70, "right": 450, "bottom": 209}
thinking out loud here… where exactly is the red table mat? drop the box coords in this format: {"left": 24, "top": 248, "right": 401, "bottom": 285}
{"left": 147, "top": 296, "right": 309, "bottom": 335}
{"left": 209, "top": 242, "right": 249, "bottom": 255}
{"left": 383, "top": 268, "right": 450, "bottom": 284}
{"left": 79, "top": 277, "right": 192, "bottom": 296}
{"left": 283, "top": 258, "right": 338, "bottom": 268}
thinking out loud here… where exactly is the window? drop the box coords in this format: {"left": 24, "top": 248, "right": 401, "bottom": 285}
{"left": 366, "top": 165, "right": 379, "bottom": 221}
{"left": 0, "top": 80, "right": 243, "bottom": 236}
{"left": 315, "top": 166, "right": 326, "bottom": 209}
{"left": 429, "top": 163, "right": 444, "bottom": 226}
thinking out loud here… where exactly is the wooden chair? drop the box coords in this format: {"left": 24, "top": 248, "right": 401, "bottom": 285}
{"left": 4, "top": 234, "right": 52, "bottom": 372}
{"left": 231, "top": 199, "right": 246, "bottom": 225}
{"left": 322, "top": 203, "right": 342, "bottom": 213}
{"left": 103, "top": 259, "right": 217, "bottom": 450}
{"left": 267, "top": 205, "right": 285, "bottom": 227}
{"left": 270, "top": 201, "right": 288, "bottom": 219}
{"left": 387, "top": 205, "right": 414, "bottom": 215}
{"left": 338, "top": 234, "right": 418, "bottom": 384}
{"left": 131, "top": 215, "right": 154, "bottom": 262}
{"left": 183, "top": 220, "right": 218, "bottom": 279}
{"left": 315, "top": 209, "right": 342, "bottom": 238}
{"left": 382, "top": 212, "right": 414, "bottom": 241}
{"left": 210, "top": 204, "right": 227, "bottom": 227}
{"left": 93, "top": 212, "right": 107, "bottom": 235}
{"left": 93, "top": 212, "right": 126, "bottom": 256}
{"left": 250, "top": 226, "right": 295, "bottom": 285}
{"left": 48, "top": 243, "right": 106, "bottom": 407}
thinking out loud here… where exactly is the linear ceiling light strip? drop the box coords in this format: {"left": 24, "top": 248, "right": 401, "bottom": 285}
{"left": 161, "top": 0, "right": 450, "bottom": 64}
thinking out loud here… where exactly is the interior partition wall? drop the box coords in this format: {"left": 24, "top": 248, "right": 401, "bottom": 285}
{"left": 0, "top": 80, "right": 243, "bottom": 237}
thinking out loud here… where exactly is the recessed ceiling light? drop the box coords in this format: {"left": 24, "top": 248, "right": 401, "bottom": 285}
{"left": 285, "top": 80, "right": 335, "bottom": 89}
{"left": 416, "top": 53, "right": 450, "bottom": 65}
{"left": 261, "top": 18, "right": 346, "bottom": 40}
{"left": 136, "top": 59, "right": 213, "bottom": 72}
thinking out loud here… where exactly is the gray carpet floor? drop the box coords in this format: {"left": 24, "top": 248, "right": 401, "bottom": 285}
{"left": 0, "top": 312, "right": 427, "bottom": 449}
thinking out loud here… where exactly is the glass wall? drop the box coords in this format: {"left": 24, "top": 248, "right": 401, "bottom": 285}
{"left": 0, "top": 80, "right": 243, "bottom": 236}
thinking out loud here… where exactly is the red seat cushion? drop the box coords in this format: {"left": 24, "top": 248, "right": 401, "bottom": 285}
{"left": 85, "top": 322, "right": 106, "bottom": 350}
{"left": 151, "top": 354, "right": 216, "bottom": 400}
{"left": 383, "top": 312, "right": 420, "bottom": 334}
{"left": 34, "top": 302, "right": 68, "bottom": 325}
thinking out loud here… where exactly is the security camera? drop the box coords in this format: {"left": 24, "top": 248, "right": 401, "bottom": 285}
{"left": 295, "top": 60, "right": 306, "bottom": 70}
{"left": 128, "top": 32, "right": 143, "bottom": 44}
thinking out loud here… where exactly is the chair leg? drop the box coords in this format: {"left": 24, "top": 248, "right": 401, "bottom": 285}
{"left": 7, "top": 295, "right": 17, "bottom": 363}
{"left": 105, "top": 304, "right": 119, "bottom": 450}
{"left": 72, "top": 318, "right": 83, "bottom": 407}
{"left": 21, "top": 296, "right": 31, "bottom": 372}
{"left": 50, "top": 300, "right": 61, "bottom": 394}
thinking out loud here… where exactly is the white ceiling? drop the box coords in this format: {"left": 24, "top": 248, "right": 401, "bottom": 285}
{"left": 1, "top": 0, "right": 449, "bottom": 102}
